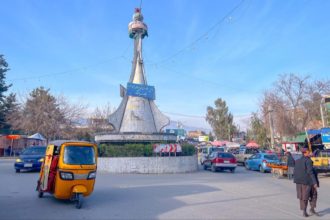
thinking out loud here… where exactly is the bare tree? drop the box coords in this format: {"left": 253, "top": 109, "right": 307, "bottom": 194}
{"left": 259, "top": 73, "right": 330, "bottom": 140}
{"left": 88, "top": 102, "right": 114, "bottom": 134}
{"left": 57, "top": 95, "right": 88, "bottom": 138}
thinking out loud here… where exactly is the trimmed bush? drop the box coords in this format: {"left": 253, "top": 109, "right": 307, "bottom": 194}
{"left": 181, "top": 144, "right": 196, "bottom": 156}
{"left": 98, "top": 143, "right": 196, "bottom": 157}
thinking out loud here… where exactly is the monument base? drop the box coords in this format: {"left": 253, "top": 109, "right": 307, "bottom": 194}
{"left": 95, "top": 132, "right": 177, "bottom": 143}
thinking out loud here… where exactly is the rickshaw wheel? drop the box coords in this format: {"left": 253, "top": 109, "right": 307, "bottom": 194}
{"left": 75, "top": 193, "right": 83, "bottom": 209}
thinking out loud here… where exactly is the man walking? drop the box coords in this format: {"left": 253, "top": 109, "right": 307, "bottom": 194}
{"left": 294, "top": 147, "right": 319, "bottom": 217}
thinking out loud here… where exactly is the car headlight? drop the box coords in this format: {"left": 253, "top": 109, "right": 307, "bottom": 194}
{"left": 38, "top": 158, "right": 44, "bottom": 162}
{"left": 87, "top": 171, "right": 96, "bottom": 179}
{"left": 60, "top": 171, "right": 74, "bottom": 180}
{"left": 16, "top": 158, "right": 22, "bottom": 163}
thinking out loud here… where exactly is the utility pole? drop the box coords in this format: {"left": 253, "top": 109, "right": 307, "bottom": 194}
{"left": 228, "top": 124, "right": 231, "bottom": 142}
{"left": 320, "top": 100, "right": 325, "bottom": 127}
{"left": 268, "top": 105, "right": 275, "bottom": 149}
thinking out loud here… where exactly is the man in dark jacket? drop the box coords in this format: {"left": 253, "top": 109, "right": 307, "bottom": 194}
{"left": 294, "top": 147, "right": 319, "bottom": 217}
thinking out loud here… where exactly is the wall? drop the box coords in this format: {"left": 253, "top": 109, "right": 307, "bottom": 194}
{"left": 98, "top": 156, "right": 198, "bottom": 174}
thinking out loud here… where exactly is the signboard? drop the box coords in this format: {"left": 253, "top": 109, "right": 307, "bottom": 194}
{"left": 321, "top": 128, "right": 330, "bottom": 144}
{"left": 198, "top": 136, "right": 209, "bottom": 142}
{"left": 153, "top": 144, "right": 182, "bottom": 153}
{"left": 307, "top": 129, "right": 321, "bottom": 135}
{"left": 126, "top": 83, "right": 155, "bottom": 100}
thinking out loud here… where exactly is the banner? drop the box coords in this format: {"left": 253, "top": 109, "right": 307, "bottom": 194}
{"left": 153, "top": 144, "right": 182, "bottom": 153}
{"left": 126, "top": 83, "right": 155, "bottom": 100}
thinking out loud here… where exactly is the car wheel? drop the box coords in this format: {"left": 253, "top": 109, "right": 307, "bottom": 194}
{"left": 259, "top": 165, "right": 265, "bottom": 173}
{"left": 245, "top": 162, "right": 250, "bottom": 170}
{"left": 230, "top": 168, "right": 235, "bottom": 173}
{"left": 38, "top": 191, "right": 44, "bottom": 198}
{"left": 203, "top": 164, "right": 208, "bottom": 170}
{"left": 15, "top": 169, "right": 20, "bottom": 173}
{"left": 211, "top": 164, "right": 217, "bottom": 172}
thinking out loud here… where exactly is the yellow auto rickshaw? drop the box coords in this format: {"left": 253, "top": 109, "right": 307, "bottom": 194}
{"left": 36, "top": 140, "right": 97, "bottom": 209}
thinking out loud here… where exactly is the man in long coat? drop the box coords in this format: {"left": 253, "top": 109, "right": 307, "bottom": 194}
{"left": 294, "top": 147, "right": 319, "bottom": 217}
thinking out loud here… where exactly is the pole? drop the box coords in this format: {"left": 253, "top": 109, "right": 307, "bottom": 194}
{"left": 320, "top": 103, "right": 325, "bottom": 127}
{"left": 305, "top": 127, "right": 312, "bottom": 152}
{"left": 10, "top": 139, "right": 13, "bottom": 157}
{"left": 268, "top": 105, "right": 275, "bottom": 149}
{"left": 228, "top": 124, "right": 231, "bottom": 142}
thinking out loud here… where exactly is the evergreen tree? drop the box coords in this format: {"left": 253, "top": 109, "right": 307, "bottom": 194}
{"left": 206, "top": 98, "right": 236, "bottom": 140}
{"left": 0, "top": 55, "right": 12, "bottom": 129}
{"left": 247, "top": 112, "right": 269, "bottom": 148}
{"left": 20, "top": 87, "right": 65, "bottom": 140}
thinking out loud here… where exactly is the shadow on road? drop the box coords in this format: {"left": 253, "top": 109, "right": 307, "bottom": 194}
{"left": 89, "top": 184, "right": 220, "bottom": 219}
{"left": 318, "top": 207, "right": 330, "bottom": 217}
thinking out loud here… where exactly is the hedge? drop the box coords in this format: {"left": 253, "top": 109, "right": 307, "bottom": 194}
{"left": 98, "top": 143, "right": 196, "bottom": 157}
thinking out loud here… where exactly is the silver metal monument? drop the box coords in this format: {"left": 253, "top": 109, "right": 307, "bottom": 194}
{"left": 95, "top": 8, "right": 176, "bottom": 143}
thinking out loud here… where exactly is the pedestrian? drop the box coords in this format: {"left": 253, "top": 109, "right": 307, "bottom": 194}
{"left": 6, "top": 146, "right": 12, "bottom": 156}
{"left": 286, "top": 151, "right": 295, "bottom": 180}
{"left": 293, "top": 147, "right": 319, "bottom": 217}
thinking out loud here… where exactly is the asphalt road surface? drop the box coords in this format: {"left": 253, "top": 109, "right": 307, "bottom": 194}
{"left": 1, "top": 159, "right": 330, "bottom": 220}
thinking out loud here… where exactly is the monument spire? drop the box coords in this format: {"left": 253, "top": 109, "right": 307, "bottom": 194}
{"left": 107, "top": 8, "right": 170, "bottom": 135}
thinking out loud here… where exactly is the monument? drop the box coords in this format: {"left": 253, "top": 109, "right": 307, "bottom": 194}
{"left": 95, "top": 8, "right": 176, "bottom": 143}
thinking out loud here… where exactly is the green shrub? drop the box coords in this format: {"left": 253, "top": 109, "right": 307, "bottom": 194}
{"left": 181, "top": 144, "right": 196, "bottom": 156}
{"left": 98, "top": 143, "right": 196, "bottom": 157}
{"left": 99, "top": 143, "right": 153, "bottom": 157}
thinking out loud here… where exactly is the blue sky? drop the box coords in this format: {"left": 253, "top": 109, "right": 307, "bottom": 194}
{"left": 1, "top": 0, "right": 330, "bottom": 131}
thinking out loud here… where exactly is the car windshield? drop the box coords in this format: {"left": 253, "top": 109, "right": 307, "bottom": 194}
{"left": 218, "top": 153, "right": 234, "bottom": 158}
{"left": 319, "top": 150, "right": 330, "bottom": 157}
{"left": 264, "top": 154, "right": 278, "bottom": 160}
{"left": 211, "top": 147, "right": 224, "bottom": 153}
{"left": 21, "top": 147, "right": 46, "bottom": 155}
{"left": 63, "top": 146, "right": 95, "bottom": 165}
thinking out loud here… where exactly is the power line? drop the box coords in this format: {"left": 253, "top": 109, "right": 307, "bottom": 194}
{"left": 164, "top": 111, "right": 251, "bottom": 119}
{"left": 8, "top": 42, "right": 132, "bottom": 82}
{"left": 9, "top": 56, "right": 121, "bottom": 81}
{"left": 151, "top": 0, "right": 245, "bottom": 65}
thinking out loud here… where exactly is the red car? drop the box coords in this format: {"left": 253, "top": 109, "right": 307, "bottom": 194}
{"left": 203, "top": 152, "right": 237, "bottom": 173}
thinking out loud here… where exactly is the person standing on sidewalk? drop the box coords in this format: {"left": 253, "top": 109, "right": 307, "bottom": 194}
{"left": 294, "top": 147, "right": 319, "bottom": 217}
{"left": 286, "top": 151, "right": 295, "bottom": 180}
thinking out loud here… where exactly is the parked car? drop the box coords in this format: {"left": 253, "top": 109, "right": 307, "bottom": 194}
{"left": 199, "top": 146, "right": 225, "bottom": 165}
{"left": 14, "top": 146, "right": 46, "bottom": 172}
{"left": 203, "top": 152, "right": 237, "bottom": 173}
{"left": 245, "top": 153, "right": 280, "bottom": 173}
{"left": 235, "top": 147, "right": 259, "bottom": 165}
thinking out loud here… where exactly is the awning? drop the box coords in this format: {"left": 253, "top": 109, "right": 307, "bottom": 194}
{"left": 246, "top": 141, "right": 259, "bottom": 148}
{"left": 6, "top": 134, "right": 21, "bottom": 140}
{"left": 307, "top": 129, "right": 321, "bottom": 135}
{"left": 28, "top": 133, "right": 46, "bottom": 141}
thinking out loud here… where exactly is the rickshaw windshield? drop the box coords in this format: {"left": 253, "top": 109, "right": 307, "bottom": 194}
{"left": 63, "top": 146, "right": 95, "bottom": 165}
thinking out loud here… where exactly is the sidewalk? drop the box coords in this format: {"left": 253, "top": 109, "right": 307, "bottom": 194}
{"left": 0, "top": 157, "right": 17, "bottom": 160}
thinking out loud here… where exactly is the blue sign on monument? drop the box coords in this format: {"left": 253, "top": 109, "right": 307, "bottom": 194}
{"left": 126, "top": 83, "right": 155, "bottom": 100}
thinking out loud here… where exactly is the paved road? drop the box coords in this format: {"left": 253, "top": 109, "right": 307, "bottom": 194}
{"left": 1, "top": 159, "right": 330, "bottom": 220}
